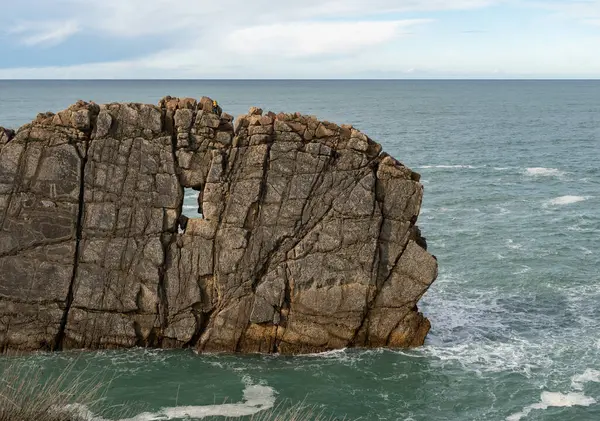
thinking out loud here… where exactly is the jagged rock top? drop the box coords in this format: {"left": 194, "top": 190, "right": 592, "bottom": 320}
{"left": 0, "top": 96, "right": 436, "bottom": 354}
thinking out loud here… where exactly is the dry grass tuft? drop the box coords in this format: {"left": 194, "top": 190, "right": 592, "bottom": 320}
{"left": 0, "top": 358, "right": 111, "bottom": 421}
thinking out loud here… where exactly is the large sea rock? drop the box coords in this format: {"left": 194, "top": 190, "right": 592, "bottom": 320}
{"left": 0, "top": 97, "right": 437, "bottom": 354}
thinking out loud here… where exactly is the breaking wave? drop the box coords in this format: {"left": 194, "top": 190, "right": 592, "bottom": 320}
{"left": 544, "top": 195, "right": 590, "bottom": 206}
{"left": 524, "top": 167, "right": 565, "bottom": 177}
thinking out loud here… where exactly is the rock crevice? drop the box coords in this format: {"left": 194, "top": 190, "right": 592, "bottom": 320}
{"left": 0, "top": 97, "right": 437, "bottom": 354}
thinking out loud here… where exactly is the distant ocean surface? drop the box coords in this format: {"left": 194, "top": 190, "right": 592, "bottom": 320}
{"left": 1, "top": 80, "right": 599, "bottom": 421}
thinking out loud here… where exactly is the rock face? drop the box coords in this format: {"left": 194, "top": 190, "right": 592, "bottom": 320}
{"left": 0, "top": 97, "right": 437, "bottom": 354}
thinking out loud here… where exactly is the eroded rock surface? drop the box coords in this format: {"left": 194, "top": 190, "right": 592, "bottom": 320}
{"left": 0, "top": 97, "right": 437, "bottom": 354}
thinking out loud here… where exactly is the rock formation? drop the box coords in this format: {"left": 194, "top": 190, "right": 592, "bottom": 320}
{"left": 0, "top": 97, "right": 437, "bottom": 354}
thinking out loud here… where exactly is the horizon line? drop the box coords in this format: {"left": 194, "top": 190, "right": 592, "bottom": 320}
{"left": 2, "top": 78, "right": 600, "bottom": 81}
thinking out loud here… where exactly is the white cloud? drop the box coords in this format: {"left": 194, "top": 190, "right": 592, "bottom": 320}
{"left": 9, "top": 20, "right": 80, "bottom": 46}
{"left": 61, "top": 0, "right": 493, "bottom": 37}
{"left": 4, "top": 0, "right": 600, "bottom": 78}
{"left": 4, "top": 28, "right": 600, "bottom": 80}
{"left": 226, "top": 20, "right": 431, "bottom": 57}
{"left": 0, "top": 0, "right": 500, "bottom": 77}
{"left": 529, "top": 0, "right": 600, "bottom": 25}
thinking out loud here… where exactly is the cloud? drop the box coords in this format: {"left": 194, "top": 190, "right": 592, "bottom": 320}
{"left": 9, "top": 20, "right": 80, "bottom": 46}
{"left": 60, "top": 0, "right": 493, "bottom": 37}
{"left": 8, "top": 0, "right": 600, "bottom": 78}
{"left": 530, "top": 0, "right": 600, "bottom": 25}
{"left": 226, "top": 20, "right": 431, "bottom": 57}
{"left": 0, "top": 15, "right": 434, "bottom": 78}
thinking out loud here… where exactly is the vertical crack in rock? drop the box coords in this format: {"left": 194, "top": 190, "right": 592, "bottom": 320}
{"left": 159, "top": 112, "right": 180, "bottom": 344}
{"left": 156, "top": 232, "right": 174, "bottom": 347}
{"left": 272, "top": 263, "right": 292, "bottom": 354}
{"left": 156, "top": 102, "right": 188, "bottom": 346}
{"left": 235, "top": 140, "right": 274, "bottom": 352}
{"left": 185, "top": 305, "right": 213, "bottom": 348}
{"left": 249, "top": 141, "right": 274, "bottom": 292}
{"left": 349, "top": 182, "right": 383, "bottom": 347}
{"left": 53, "top": 129, "right": 92, "bottom": 350}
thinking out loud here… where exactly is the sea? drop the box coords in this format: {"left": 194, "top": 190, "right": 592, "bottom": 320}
{"left": 0, "top": 80, "right": 599, "bottom": 421}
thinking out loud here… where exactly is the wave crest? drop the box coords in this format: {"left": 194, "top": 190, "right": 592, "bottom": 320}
{"left": 525, "top": 167, "right": 565, "bottom": 177}
{"left": 544, "top": 196, "right": 590, "bottom": 206}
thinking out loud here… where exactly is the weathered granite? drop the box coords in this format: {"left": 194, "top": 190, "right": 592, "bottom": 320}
{"left": 0, "top": 97, "right": 437, "bottom": 354}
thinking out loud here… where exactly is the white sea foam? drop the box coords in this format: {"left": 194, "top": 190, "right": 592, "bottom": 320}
{"left": 507, "top": 368, "right": 600, "bottom": 420}
{"left": 544, "top": 196, "right": 590, "bottom": 206}
{"left": 506, "top": 392, "right": 596, "bottom": 421}
{"left": 568, "top": 224, "right": 600, "bottom": 233}
{"left": 65, "top": 377, "right": 276, "bottom": 421}
{"left": 512, "top": 265, "right": 531, "bottom": 275}
{"left": 417, "top": 164, "right": 476, "bottom": 169}
{"left": 419, "top": 274, "right": 553, "bottom": 375}
{"left": 420, "top": 338, "right": 550, "bottom": 376}
{"left": 571, "top": 368, "right": 600, "bottom": 391}
{"left": 505, "top": 239, "right": 523, "bottom": 250}
{"left": 304, "top": 348, "right": 348, "bottom": 358}
{"left": 524, "top": 167, "right": 565, "bottom": 177}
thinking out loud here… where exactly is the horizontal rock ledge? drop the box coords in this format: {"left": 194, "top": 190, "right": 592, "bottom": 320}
{"left": 0, "top": 96, "right": 437, "bottom": 354}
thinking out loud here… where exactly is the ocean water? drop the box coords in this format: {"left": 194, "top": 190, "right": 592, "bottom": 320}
{"left": 1, "top": 80, "right": 599, "bottom": 420}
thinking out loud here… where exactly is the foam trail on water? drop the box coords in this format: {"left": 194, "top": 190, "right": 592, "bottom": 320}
{"left": 571, "top": 368, "right": 600, "bottom": 391}
{"left": 506, "top": 392, "right": 596, "bottom": 421}
{"left": 506, "top": 368, "right": 600, "bottom": 421}
{"left": 544, "top": 195, "right": 590, "bottom": 206}
{"left": 65, "top": 377, "right": 276, "bottom": 421}
{"left": 304, "top": 348, "right": 348, "bottom": 358}
{"left": 524, "top": 167, "right": 565, "bottom": 177}
{"left": 417, "top": 165, "right": 476, "bottom": 169}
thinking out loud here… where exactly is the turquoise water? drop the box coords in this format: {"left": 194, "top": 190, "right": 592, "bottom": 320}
{"left": 1, "top": 80, "right": 599, "bottom": 420}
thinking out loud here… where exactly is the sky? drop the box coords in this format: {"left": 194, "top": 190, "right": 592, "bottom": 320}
{"left": 0, "top": 0, "right": 600, "bottom": 78}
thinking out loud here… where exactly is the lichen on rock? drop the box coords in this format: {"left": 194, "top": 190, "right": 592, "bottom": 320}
{"left": 0, "top": 96, "right": 437, "bottom": 354}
